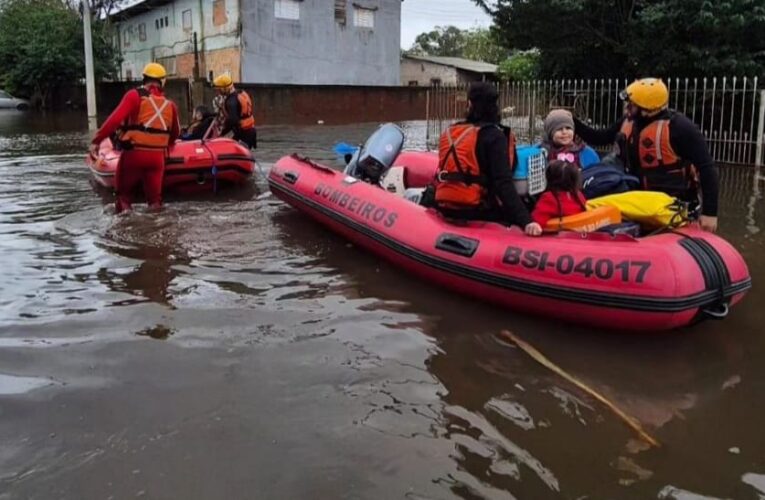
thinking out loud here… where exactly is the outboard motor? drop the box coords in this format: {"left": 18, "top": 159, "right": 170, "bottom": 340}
{"left": 344, "top": 123, "right": 404, "bottom": 183}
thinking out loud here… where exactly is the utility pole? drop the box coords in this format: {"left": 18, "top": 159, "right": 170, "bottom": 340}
{"left": 193, "top": 32, "right": 200, "bottom": 80}
{"left": 83, "top": 0, "right": 98, "bottom": 131}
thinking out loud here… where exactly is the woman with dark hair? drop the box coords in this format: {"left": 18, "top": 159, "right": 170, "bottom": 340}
{"left": 180, "top": 105, "right": 215, "bottom": 141}
{"left": 433, "top": 82, "right": 542, "bottom": 236}
{"left": 531, "top": 160, "right": 587, "bottom": 227}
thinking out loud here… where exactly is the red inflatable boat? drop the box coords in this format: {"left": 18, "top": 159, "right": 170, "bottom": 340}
{"left": 87, "top": 138, "right": 255, "bottom": 194}
{"left": 268, "top": 151, "right": 751, "bottom": 331}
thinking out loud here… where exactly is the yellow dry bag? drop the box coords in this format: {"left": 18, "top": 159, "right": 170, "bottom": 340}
{"left": 585, "top": 191, "right": 688, "bottom": 229}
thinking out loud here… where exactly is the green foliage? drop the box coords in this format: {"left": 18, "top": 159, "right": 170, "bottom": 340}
{"left": 0, "top": 0, "right": 120, "bottom": 106}
{"left": 408, "top": 26, "right": 507, "bottom": 64}
{"left": 409, "top": 26, "right": 466, "bottom": 57}
{"left": 462, "top": 28, "right": 509, "bottom": 65}
{"left": 632, "top": 0, "right": 765, "bottom": 76}
{"left": 473, "top": 0, "right": 765, "bottom": 77}
{"left": 497, "top": 50, "right": 541, "bottom": 81}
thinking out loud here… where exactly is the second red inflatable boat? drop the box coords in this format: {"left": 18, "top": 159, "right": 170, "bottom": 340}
{"left": 268, "top": 150, "right": 750, "bottom": 331}
{"left": 87, "top": 137, "right": 255, "bottom": 194}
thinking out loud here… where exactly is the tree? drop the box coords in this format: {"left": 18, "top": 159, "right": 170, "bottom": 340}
{"left": 474, "top": 0, "right": 636, "bottom": 78}
{"left": 462, "top": 28, "right": 508, "bottom": 65}
{"left": 0, "top": 0, "right": 120, "bottom": 107}
{"left": 473, "top": 0, "right": 765, "bottom": 77}
{"left": 409, "top": 26, "right": 508, "bottom": 64}
{"left": 408, "top": 26, "right": 466, "bottom": 57}
{"left": 497, "top": 50, "right": 541, "bottom": 81}
{"left": 632, "top": 0, "right": 765, "bottom": 76}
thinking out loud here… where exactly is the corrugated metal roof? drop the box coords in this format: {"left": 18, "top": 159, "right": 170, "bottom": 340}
{"left": 403, "top": 55, "right": 498, "bottom": 74}
{"left": 111, "top": 0, "right": 173, "bottom": 21}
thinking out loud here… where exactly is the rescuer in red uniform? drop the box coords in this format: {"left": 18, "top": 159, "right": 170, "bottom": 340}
{"left": 90, "top": 62, "right": 180, "bottom": 213}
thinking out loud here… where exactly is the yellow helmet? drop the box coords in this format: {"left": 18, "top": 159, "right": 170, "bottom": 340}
{"left": 142, "top": 62, "right": 167, "bottom": 79}
{"left": 212, "top": 74, "right": 233, "bottom": 88}
{"left": 620, "top": 78, "right": 669, "bottom": 111}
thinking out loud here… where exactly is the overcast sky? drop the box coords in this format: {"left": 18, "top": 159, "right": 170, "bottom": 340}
{"left": 401, "top": 0, "right": 493, "bottom": 50}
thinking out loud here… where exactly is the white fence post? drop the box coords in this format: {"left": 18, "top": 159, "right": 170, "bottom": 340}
{"left": 755, "top": 90, "right": 765, "bottom": 167}
{"left": 424, "top": 89, "right": 430, "bottom": 149}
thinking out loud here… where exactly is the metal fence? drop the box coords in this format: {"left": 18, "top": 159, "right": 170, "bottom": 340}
{"left": 425, "top": 77, "right": 765, "bottom": 167}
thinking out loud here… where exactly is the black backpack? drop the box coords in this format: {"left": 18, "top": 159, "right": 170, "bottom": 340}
{"left": 582, "top": 163, "right": 640, "bottom": 199}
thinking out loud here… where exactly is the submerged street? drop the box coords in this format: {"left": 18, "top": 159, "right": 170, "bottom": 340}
{"left": 0, "top": 110, "right": 764, "bottom": 499}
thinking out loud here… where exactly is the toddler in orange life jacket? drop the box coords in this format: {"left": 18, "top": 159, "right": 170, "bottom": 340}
{"left": 541, "top": 109, "right": 600, "bottom": 168}
{"left": 531, "top": 160, "right": 587, "bottom": 227}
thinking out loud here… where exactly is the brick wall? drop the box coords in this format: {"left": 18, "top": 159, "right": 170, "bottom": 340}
{"left": 202, "top": 47, "right": 241, "bottom": 81}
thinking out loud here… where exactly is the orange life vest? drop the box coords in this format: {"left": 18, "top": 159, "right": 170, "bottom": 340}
{"left": 119, "top": 87, "right": 174, "bottom": 149}
{"left": 545, "top": 205, "right": 621, "bottom": 233}
{"left": 620, "top": 115, "right": 697, "bottom": 199}
{"left": 435, "top": 124, "right": 487, "bottom": 207}
{"left": 435, "top": 123, "right": 516, "bottom": 208}
{"left": 223, "top": 90, "right": 255, "bottom": 131}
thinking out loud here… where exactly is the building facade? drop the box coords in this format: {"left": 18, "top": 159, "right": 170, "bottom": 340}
{"left": 401, "top": 55, "right": 498, "bottom": 86}
{"left": 113, "top": 0, "right": 401, "bottom": 85}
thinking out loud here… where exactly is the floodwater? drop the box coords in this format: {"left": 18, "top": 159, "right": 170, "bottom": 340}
{"left": 0, "top": 109, "right": 763, "bottom": 500}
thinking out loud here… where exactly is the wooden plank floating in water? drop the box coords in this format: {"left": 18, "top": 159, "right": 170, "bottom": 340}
{"left": 497, "top": 329, "right": 661, "bottom": 449}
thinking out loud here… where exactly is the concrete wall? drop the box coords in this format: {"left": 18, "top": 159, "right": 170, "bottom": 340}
{"left": 194, "top": 83, "right": 429, "bottom": 125}
{"left": 115, "top": 0, "right": 240, "bottom": 80}
{"left": 53, "top": 82, "right": 428, "bottom": 126}
{"left": 53, "top": 79, "right": 194, "bottom": 122}
{"left": 240, "top": 0, "right": 401, "bottom": 85}
{"left": 400, "top": 58, "right": 458, "bottom": 86}
{"left": 456, "top": 69, "right": 493, "bottom": 84}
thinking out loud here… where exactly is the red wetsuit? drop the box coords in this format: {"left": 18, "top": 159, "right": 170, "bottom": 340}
{"left": 92, "top": 85, "right": 180, "bottom": 212}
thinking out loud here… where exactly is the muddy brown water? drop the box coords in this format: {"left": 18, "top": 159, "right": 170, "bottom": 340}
{"left": 0, "top": 110, "right": 763, "bottom": 500}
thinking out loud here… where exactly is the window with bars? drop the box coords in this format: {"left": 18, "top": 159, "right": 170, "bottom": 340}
{"left": 353, "top": 5, "right": 374, "bottom": 29}
{"left": 275, "top": 0, "right": 300, "bottom": 20}
{"left": 138, "top": 23, "right": 146, "bottom": 41}
{"left": 334, "top": 0, "right": 346, "bottom": 24}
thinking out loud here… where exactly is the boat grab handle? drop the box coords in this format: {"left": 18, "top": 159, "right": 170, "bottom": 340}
{"left": 703, "top": 302, "right": 729, "bottom": 320}
{"left": 435, "top": 233, "right": 479, "bottom": 258}
{"left": 283, "top": 171, "right": 299, "bottom": 184}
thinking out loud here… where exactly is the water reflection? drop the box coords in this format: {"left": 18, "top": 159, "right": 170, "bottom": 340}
{"left": 0, "top": 115, "right": 763, "bottom": 499}
{"left": 95, "top": 212, "right": 189, "bottom": 308}
{"left": 271, "top": 196, "right": 763, "bottom": 497}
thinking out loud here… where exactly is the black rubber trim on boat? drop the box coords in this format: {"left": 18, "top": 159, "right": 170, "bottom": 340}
{"left": 436, "top": 233, "right": 479, "bottom": 258}
{"left": 679, "top": 239, "right": 720, "bottom": 291}
{"left": 680, "top": 236, "right": 733, "bottom": 320}
{"left": 166, "top": 157, "right": 184, "bottom": 165}
{"left": 269, "top": 180, "right": 752, "bottom": 313}
{"left": 694, "top": 238, "right": 731, "bottom": 287}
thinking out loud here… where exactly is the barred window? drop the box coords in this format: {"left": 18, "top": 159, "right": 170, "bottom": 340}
{"left": 275, "top": 0, "right": 300, "bottom": 20}
{"left": 353, "top": 6, "right": 374, "bottom": 29}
